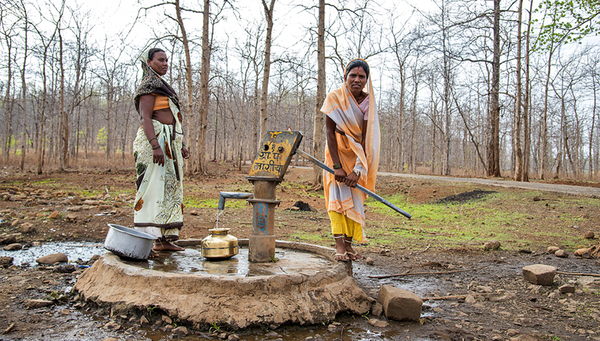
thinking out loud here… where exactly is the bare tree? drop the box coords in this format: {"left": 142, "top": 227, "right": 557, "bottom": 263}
{"left": 311, "top": 0, "right": 325, "bottom": 186}
{"left": 259, "top": 0, "right": 276, "bottom": 141}
{"left": 486, "top": 0, "right": 501, "bottom": 177}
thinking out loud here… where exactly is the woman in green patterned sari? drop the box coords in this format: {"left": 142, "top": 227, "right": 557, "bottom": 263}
{"left": 132, "top": 48, "right": 189, "bottom": 253}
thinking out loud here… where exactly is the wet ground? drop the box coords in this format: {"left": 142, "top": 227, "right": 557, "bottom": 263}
{"left": 1, "top": 166, "right": 600, "bottom": 340}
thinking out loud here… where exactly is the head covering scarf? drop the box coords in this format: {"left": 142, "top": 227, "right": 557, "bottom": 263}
{"left": 321, "top": 59, "right": 380, "bottom": 192}
{"left": 134, "top": 49, "right": 180, "bottom": 114}
{"left": 321, "top": 59, "right": 381, "bottom": 233}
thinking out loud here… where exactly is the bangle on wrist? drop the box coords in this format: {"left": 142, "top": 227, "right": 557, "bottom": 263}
{"left": 182, "top": 142, "right": 186, "bottom": 148}
{"left": 333, "top": 163, "right": 342, "bottom": 169}
{"left": 353, "top": 169, "right": 361, "bottom": 177}
{"left": 148, "top": 137, "right": 157, "bottom": 144}
{"left": 152, "top": 145, "right": 161, "bottom": 150}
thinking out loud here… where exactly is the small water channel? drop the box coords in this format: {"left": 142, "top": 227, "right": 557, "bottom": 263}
{"left": 0, "top": 241, "right": 105, "bottom": 266}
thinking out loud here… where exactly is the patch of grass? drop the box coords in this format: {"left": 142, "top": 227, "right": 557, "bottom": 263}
{"left": 289, "top": 230, "right": 327, "bottom": 243}
{"left": 80, "top": 189, "right": 104, "bottom": 198}
{"left": 184, "top": 197, "right": 249, "bottom": 209}
{"left": 362, "top": 190, "right": 597, "bottom": 250}
{"left": 33, "top": 179, "right": 58, "bottom": 184}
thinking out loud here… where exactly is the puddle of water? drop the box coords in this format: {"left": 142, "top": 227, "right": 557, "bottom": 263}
{"left": 0, "top": 241, "right": 106, "bottom": 266}
{"left": 123, "top": 247, "right": 330, "bottom": 277}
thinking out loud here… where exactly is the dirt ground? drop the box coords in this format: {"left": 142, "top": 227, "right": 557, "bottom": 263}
{"left": 0, "top": 163, "right": 599, "bottom": 341}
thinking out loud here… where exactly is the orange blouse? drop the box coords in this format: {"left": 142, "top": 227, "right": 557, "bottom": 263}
{"left": 152, "top": 94, "right": 170, "bottom": 110}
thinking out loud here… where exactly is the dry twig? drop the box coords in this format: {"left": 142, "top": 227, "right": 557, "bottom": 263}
{"left": 557, "top": 271, "right": 600, "bottom": 278}
{"left": 421, "top": 292, "right": 500, "bottom": 301}
{"left": 368, "top": 264, "right": 490, "bottom": 279}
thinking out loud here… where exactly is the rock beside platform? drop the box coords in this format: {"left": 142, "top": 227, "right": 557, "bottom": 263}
{"left": 377, "top": 285, "right": 422, "bottom": 321}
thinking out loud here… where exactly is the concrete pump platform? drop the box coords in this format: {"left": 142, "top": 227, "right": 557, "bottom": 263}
{"left": 74, "top": 240, "right": 373, "bottom": 329}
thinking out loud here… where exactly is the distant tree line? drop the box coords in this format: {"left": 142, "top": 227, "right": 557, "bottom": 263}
{"left": 0, "top": 0, "right": 598, "bottom": 182}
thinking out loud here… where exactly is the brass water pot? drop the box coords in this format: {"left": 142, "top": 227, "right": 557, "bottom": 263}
{"left": 201, "top": 228, "right": 239, "bottom": 260}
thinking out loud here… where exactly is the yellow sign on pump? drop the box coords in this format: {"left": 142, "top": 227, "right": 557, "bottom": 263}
{"left": 248, "top": 131, "right": 303, "bottom": 180}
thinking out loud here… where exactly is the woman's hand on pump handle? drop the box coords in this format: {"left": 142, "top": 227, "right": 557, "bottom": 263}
{"left": 334, "top": 168, "right": 359, "bottom": 188}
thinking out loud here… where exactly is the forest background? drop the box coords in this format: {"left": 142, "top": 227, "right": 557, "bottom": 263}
{"left": 0, "top": 0, "right": 599, "bottom": 183}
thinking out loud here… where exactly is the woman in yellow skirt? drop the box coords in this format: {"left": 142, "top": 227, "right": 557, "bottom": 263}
{"left": 322, "top": 59, "right": 380, "bottom": 261}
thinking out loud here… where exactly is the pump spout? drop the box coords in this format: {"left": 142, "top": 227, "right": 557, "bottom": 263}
{"left": 218, "top": 192, "right": 253, "bottom": 210}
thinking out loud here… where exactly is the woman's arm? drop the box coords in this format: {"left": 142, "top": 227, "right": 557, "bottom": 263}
{"left": 326, "top": 116, "right": 346, "bottom": 183}
{"left": 361, "top": 119, "right": 368, "bottom": 152}
{"left": 139, "top": 94, "right": 165, "bottom": 166}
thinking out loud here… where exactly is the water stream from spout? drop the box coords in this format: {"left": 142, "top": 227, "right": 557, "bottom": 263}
{"left": 215, "top": 209, "right": 224, "bottom": 229}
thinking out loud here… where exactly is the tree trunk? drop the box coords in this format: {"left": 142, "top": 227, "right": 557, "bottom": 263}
{"left": 19, "top": 5, "right": 29, "bottom": 171}
{"left": 58, "top": 27, "right": 68, "bottom": 170}
{"left": 175, "top": 0, "right": 197, "bottom": 173}
{"left": 487, "top": 0, "right": 501, "bottom": 177}
{"left": 259, "top": 0, "right": 276, "bottom": 141}
{"left": 196, "top": 0, "right": 211, "bottom": 174}
{"left": 311, "top": 0, "right": 325, "bottom": 186}
{"left": 513, "top": 0, "right": 524, "bottom": 181}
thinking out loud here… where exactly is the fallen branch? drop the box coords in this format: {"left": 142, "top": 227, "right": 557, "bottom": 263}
{"left": 2, "top": 323, "right": 15, "bottom": 334}
{"left": 422, "top": 244, "right": 431, "bottom": 252}
{"left": 557, "top": 271, "right": 600, "bottom": 278}
{"left": 368, "top": 264, "right": 490, "bottom": 279}
{"left": 422, "top": 292, "right": 501, "bottom": 301}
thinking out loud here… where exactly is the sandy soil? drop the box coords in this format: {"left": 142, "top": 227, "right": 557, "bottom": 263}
{"left": 1, "top": 163, "right": 599, "bottom": 340}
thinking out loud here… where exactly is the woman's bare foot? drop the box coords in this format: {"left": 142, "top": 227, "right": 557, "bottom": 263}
{"left": 334, "top": 234, "right": 348, "bottom": 261}
{"left": 334, "top": 252, "right": 349, "bottom": 261}
{"left": 153, "top": 241, "right": 185, "bottom": 251}
{"left": 344, "top": 237, "right": 361, "bottom": 260}
{"left": 148, "top": 250, "right": 159, "bottom": 259}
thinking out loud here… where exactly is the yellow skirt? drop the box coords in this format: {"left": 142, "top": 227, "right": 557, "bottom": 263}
{"left": 328, "top": 210, "right": 363, "bottom": 242}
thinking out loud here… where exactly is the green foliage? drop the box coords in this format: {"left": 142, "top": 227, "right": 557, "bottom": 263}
{"left": 97, "top": 127, "right": 107, "bottom": 150}
{"left": 209, "top": 322, "right": 220, "bottom": 333}
{"left": 535, "top": 0, "right": 600, "bottom": 49}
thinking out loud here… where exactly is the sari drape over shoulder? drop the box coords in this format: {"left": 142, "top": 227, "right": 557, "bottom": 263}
{"left": 321, "top": 62, "right": 380, "bottom": 242}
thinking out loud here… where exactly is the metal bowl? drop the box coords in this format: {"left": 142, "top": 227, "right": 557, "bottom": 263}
{"left": 104, "top": 224, "right": 157, "bottom": 260}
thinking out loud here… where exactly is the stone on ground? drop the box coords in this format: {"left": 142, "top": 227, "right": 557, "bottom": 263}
{"left": 172, "top": 326, "right": 188, "bottom": 336}
{"left": 20, "top": 222, "right": 35, "bottom": 233}
{"left": 464, "top": 294, "right": 477, "bottom": 304}
{"left": 546, "top": 246, "right": 559, "bottom": 254}
{"left": 377, "top": 285, "right": 422, "bottom": 321}
{"left": 0, "top": 257, "right": 13, "bottom": 268}
{"left": 367, "top": 318, "right": 389, "bottom": 327}
{"left": 554, "top": 249, "right": 568, "bottom": 258}
{"left": 371, "top": 301, "right": 383, "bottom": 316}
{"left": 49, "top": 211, "right": 60, "bottom": 219}
{"left": 0, "top": 235, "right": 17, "bottom": 245}
{"left": 483, "top": 240, "right": 501, "bottom": 251}
{"left": 24, "top": 299, "right": 54, "bottom": 309}
{"left": 574, "top": 248, "right": 591, "bottom": 258}
{"left": 559, "top": 284, "right": 576, "bottom": 294}
{"left": 36, "top": 253, "right": 68, "bottom": 264}
{"left": 3, "top": 243, "right": 22, "bottom": 251}
{"left": 584, "top": 231, "right": 595, "bottom": 239}
{"left": 522, "top": 264, "right": 557, "bottom": 286}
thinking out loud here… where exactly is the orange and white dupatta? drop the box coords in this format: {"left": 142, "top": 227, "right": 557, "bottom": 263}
{"left": 321, "top": 61, "right": 380, "bottom": 237}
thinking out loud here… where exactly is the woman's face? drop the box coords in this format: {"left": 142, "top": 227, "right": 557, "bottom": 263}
{"left": 345, "top": 66, "right": 367, "bottom": 95}
{"left": 148, "top": 51, "right": 168, "bottom": 76}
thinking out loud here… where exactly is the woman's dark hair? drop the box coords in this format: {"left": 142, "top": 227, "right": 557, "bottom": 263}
{"left": 148, "top": 48, "right": 165, "bottom": 61}
{"left": 344, "top": 59, "right": 369, "bottom": 79}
